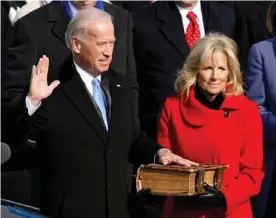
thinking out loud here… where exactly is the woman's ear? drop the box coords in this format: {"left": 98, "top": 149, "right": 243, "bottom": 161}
{"left": 71, "top": 37, "right": 82, "bottom": 54}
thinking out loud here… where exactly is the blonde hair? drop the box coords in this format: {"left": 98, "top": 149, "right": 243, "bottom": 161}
{"left": 175, "top": 33, "right": 244, "bottom": 99}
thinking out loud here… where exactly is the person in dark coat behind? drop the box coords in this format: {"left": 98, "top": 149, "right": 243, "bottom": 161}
{"left": 220, "top": 1, "right": 272, "bottom": 75}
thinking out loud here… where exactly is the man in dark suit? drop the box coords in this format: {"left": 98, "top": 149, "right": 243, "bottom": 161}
{"left": 3, "top": 8, "right": 198, "bottom": 218}
{"left": 2, "top": 0, "right": 136, "bottom": 142}
{"left": 132, "top": 0, "right": 235, "bottom": 139}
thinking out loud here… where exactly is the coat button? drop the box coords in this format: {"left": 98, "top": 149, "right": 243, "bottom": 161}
{"left": 108, "top": 185, "right": 114, "bottom": 191}
{"left": 224, "top": 111, "right": 230, "bottom": 118}
{"left": 107, "top": 149, "right": 112, "bottom": 155}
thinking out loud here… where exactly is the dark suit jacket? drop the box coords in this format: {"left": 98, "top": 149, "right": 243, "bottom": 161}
{"left": 2, "top": 2, "right": 136, "bottom": 124}
{"left": 1, "top": 2, "right": 14, "bottom": 73}
{"left": 220, "top": 1, "right": 273, "bottom": 74}
{"left": 111, "top": 1, "right": 151, "bottom": 12}
{"left": 5, "top": 56, "right": 161, "bottom": 218}
{"left": 132, "top": 1, "right": 235, "bottom": 139}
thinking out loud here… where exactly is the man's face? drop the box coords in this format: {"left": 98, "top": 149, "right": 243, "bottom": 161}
{"left": 71, "top": 0, "right": 97, "bottom": 9}
{"left": 74, "top": 21, "right": 115, "bottom": 74}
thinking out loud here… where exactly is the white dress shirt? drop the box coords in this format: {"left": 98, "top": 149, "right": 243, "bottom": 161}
{"left": 176, "top": 1, "right": 205, "bottom": 38}
{"left": 26, "top": 62, "right": 101, "bottom": 116}
{"left": 74, "top": 62, "right": 101, "bottom": 97}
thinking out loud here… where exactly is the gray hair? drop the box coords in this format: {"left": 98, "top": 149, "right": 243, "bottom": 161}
{"left": 65, "top": 8, "right": 113, "bottom": 50}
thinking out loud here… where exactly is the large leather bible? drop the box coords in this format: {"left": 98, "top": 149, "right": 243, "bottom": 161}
{"left": 136, "top": 164, "right": 228, "bottom": 196}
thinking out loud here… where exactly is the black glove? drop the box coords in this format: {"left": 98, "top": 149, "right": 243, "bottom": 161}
{"left": 136, "top": 188, "right": 165, "bottom": 209}
{"left": 198, "top": 183, "right": 227, "bottom": 208}
{"left": 137, "top": 184, "right": 226, "bottom": 209}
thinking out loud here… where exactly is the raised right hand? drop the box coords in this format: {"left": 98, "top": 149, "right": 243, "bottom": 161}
{"left": 28, "top": 55, "right": 60, "bottom": 106}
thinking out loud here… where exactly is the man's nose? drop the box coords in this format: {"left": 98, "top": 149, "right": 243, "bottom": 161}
{"left": 103, "top": 44, "right": 113, "bottom": 56}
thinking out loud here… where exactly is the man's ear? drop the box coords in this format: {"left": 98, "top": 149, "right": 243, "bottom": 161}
{"left": 71, "top": 37, "right": 81, "bottom": 54}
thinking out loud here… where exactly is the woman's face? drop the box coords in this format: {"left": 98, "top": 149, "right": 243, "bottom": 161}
{"left": 197, "top": 52, "right": 229, "bottom": 101}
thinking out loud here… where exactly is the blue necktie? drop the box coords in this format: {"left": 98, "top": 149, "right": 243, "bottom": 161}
{"left": 92, "top": 78, "right": 108, "bottom": 131}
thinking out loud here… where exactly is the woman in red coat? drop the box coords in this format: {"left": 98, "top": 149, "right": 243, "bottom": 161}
{"left": 157, "top": 33, "right": 264, "bottom": 218}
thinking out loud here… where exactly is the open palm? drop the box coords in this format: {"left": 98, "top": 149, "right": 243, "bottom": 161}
{"left": 28, "top": 55, "right": 60, "bottom": 105}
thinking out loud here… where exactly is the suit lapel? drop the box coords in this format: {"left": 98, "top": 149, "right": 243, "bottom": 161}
{"left": 48, "top": 2, "right": 70, "bottom": 43}
{"left": 157, "top": 2, "right": 189, "bottom": 58}
{"left": 60, "top": 64, "right": 108, "bottom": 144}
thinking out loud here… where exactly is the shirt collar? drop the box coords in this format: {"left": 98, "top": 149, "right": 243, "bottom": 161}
{"left": 74, "top": 62, "right": 101, "bottom": 83}
{"left": 176, "top": 0, "right": 203, "bottom": 23}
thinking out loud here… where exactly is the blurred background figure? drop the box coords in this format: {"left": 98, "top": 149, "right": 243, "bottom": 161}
{"left": 1, "top": 1, "right": 28, "bottom": 24}
{"left": 13, "top": 0, "right": 51, "bottom": 25}
{"left": 247, "top": 2, "right": 276, "bottom": 218}
{"left": 13, "top": 0, "right": 111, "bottom": 25}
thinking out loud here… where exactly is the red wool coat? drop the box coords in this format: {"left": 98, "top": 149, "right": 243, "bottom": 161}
{"left": 157, "top": 88, "right": 264, "bottom": 218}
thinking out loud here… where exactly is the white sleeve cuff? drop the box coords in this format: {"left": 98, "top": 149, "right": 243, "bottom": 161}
{"left": 25, "top": 96, "right": 41, "bottom": 116}
{"left": 153, "top": 154, "right": 157, "bottom": 163}
{"left": 154, "top": 148, "right": 171, "bottom": 163}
